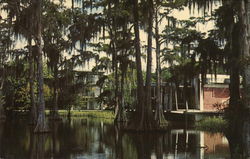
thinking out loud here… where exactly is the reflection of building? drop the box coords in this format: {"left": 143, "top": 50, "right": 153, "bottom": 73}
{"left": 74, "top": 71, "right": 104, "bottom": 110}
{"left": 165, "top": 129, "right": 229, "bottom": 159}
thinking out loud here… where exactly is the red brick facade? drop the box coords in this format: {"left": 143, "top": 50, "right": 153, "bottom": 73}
{"left": 203, "top": 87, "right": 229, "bottom": 111}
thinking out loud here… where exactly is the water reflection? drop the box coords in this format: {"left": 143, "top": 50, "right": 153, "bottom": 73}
{"left": 242, "top": 118, "right": 250, "bottom": 158}
{"left": 226, "top": 116, "right": 250, "bottom": 159}
{"left": 0, "top": 118, "right": 230, "bottom": 159}
{"left": 29, "top": 134, "right": 47, "bottom": 159}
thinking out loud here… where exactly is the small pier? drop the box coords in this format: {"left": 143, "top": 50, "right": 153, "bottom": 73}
{"left": 166, "top": 109, "right": 223, "bottom": 121}
{"left": 125, "top": 109, "right": 223, "bottom": 121}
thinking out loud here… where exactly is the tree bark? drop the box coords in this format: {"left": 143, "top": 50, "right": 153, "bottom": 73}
{"left": 0, "top": 67, "right": 5, "bottom": 121}
{"left": 240, "top": 0, "right": 250, "bottom": 111}
{"left": 115, "top": 68, "right": 127, "bottom": 122}
{"left": 240, "top": 1, "right": 250, "bottom": 158}
{"left": 183, "top": 79, "right": 189, "bottom": 110}
{"left": 115, "top": 24, "right": 128, "bottom": 122}
{"left": 132, "top": 0, "right": 145, "bottom": 120}
{"left": 114, "top": 58, "right": 120, "bottom": 118}
{"left": 0, "top": 87, "right": 5, "bottom": 121}
{"left": 0, "top": 45, "right": 5, "bottom": 120}
{"left": 51, "top": 65, "right": 60, "bottom": 120}
{"left": 221, "top": 0, "right": 241, "bottom": 111}
{"left": 154, "top": 8, "right": 167, "bottom": 127}
{"left": 138, "top": 0, "right": 156, "bottom": 130}
{"left": 169, "top": 83, "right": 173, "bottom": 111}
{"left": 174, "top": 83, "right": 179, "bottom": 110}
{"left": 34, "top": 0, "right": 49, "bottom": 133}
{"left": 29, "top": 37, "right": 37, "bottom": 125}
{"left": 107, "top": 2, "right": 122, "bottom": 122}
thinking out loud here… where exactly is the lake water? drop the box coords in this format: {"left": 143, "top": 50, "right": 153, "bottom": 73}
{"left": 0, "top": 118, "right": 230, "bottom": 159}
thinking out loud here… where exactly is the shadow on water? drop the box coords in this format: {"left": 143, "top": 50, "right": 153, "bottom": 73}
{"left": 29, "top": 133, "right": 47, "bottom": 159}
{"left": 0, "top": 117, "right": 231, "bottom": 159}
{"left": 226, "top": 115, "right": 250, "bottom": 159}
{"left": 242, "top": 117, "right": 250, "bottom": 158}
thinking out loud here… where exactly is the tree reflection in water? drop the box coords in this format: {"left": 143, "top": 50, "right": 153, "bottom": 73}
{"left": 242, "top": 117, "right": 250, "bottom": 158}
{"left": 225, "top": 115, "right": 250, "bottom": 159}
{"left": 29, "top": 133, "right": 47, "bottom": 159}
{"left": 0, "top": 118, "right": 231, "bottom": 159}
{"left": 115, "top": 124, "right": 124, "bottom": 159}
{"left": 0, "top": 121, "right": 3, "bottom": 158}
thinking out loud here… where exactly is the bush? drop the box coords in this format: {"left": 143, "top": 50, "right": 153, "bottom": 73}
{"left": 46, "top": 110, "right": 115, "bottom": 119}
{"left": 195, "top": 117, "right": 228, "bottom": 132}
{"left": 4, "top": 78, "right": 30, "bottom": 111}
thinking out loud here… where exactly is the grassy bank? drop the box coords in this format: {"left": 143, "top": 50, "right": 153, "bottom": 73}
{"left": 45, "top": 110, "right": 115, "bottom": 119}
{"left": 195, "top": 117, "right": 228, "bottom": 132}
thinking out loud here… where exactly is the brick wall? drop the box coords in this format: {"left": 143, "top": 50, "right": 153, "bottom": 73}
{"left": 203, "top": 87, "right": 229, "bottom": 111}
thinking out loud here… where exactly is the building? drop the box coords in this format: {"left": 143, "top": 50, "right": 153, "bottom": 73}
{"left": 74, "top": 71, "right": 104, "bottom": 110}
{"left": 202, "top": 74, "right": 230, "bottom": 111}
{"left": 155, "top": 74, "right": 237, "bottom": 112}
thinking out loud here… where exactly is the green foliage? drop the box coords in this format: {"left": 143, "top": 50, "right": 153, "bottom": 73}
{"left": 43, "top": 84, "right": 52, "bottom": 103}
{"left": 0, "top": 94, "right": 5, "bottom": 107}
{"left": 97, "top": 69, "right": 137, "bottom": 109}
{"left": 161, "top": 68, "right": 172, "bottom": 81}
{"left": 3, "top": 78, "right": 30, "bottom": 111}
{"left": 195, "top": 117, "right": 228, "bottom": 132}
{"left": 46, "top": 110, "right": 115, "bottom": 119}
{"left": 3, "top": 77, "right": 53, "bottom": 111}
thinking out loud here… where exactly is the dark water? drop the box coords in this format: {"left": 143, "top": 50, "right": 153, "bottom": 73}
{"left": 0, "top": 118, "right": 230, "bottom": 159}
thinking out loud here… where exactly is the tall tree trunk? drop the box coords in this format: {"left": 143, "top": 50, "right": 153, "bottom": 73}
{"left": 132, "top": 0, "right": 145, "bottom": 121}
{"left": 139, "top": 0, "right": 156, "bottom": 130}
{"left": 114, "top": 59, "right": 120, "bottom": 120}
{"left": 0, "top": 66, "right": 5, "bottom": 121}
{"left": 115, "top": 24, "right": 128, "bottom": 122}
{"left": 221, "top": 0, "right": 241, "bottom": 111}
{"left": 223, "top": 3, "right": 243, "bottom": 158}
{"left": 183, "top": 79, "right": 188, "bottom": 110}
{"left": 112, "top": 49, "right": 120, "bottom": 118}
{"left": 107, "top": 2, "right": 120, "bottom": 120}
{"left": 34, "top": 0, "right": 49, "bottom": 133}
{"left": 240, "top": 1, "right": 250, "bottom": 157}
{"left": 51, "top": 65, "right": 60, "bottom": 120}
{"left": 154, "top": 8, "right": 167, "bottom": 127}
{"left": 115, "top": 68, "right": 127, "bottom": 122}
{"left": 240, "top": 0, "right": 250, "bottom": 111}
{"left": 29, "top": 37, "right": 37, "bottom": 125}
{"left": 71, "top": 0, "right": 74, "bottom": 10}
{"left": 229, "top": 22, "right": 241, "bottom": 109}
{"left": 0, "top": 45, "right": 5, "bottom": 120}
{"left": 120, "top": 70, "right": 125, "bottom": 112}
{"left": 169, "top": 83, "right": 173, "bottom": 110}
{"left": 174, "top": 83, "right": 179, "bottom": 110}
{"left": 0, "top": 83, "right": 5, "bottom": 121}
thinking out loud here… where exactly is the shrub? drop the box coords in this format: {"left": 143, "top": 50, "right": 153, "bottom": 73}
{"left": 195, "top": 117, "right": 228, "bottom": 132}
